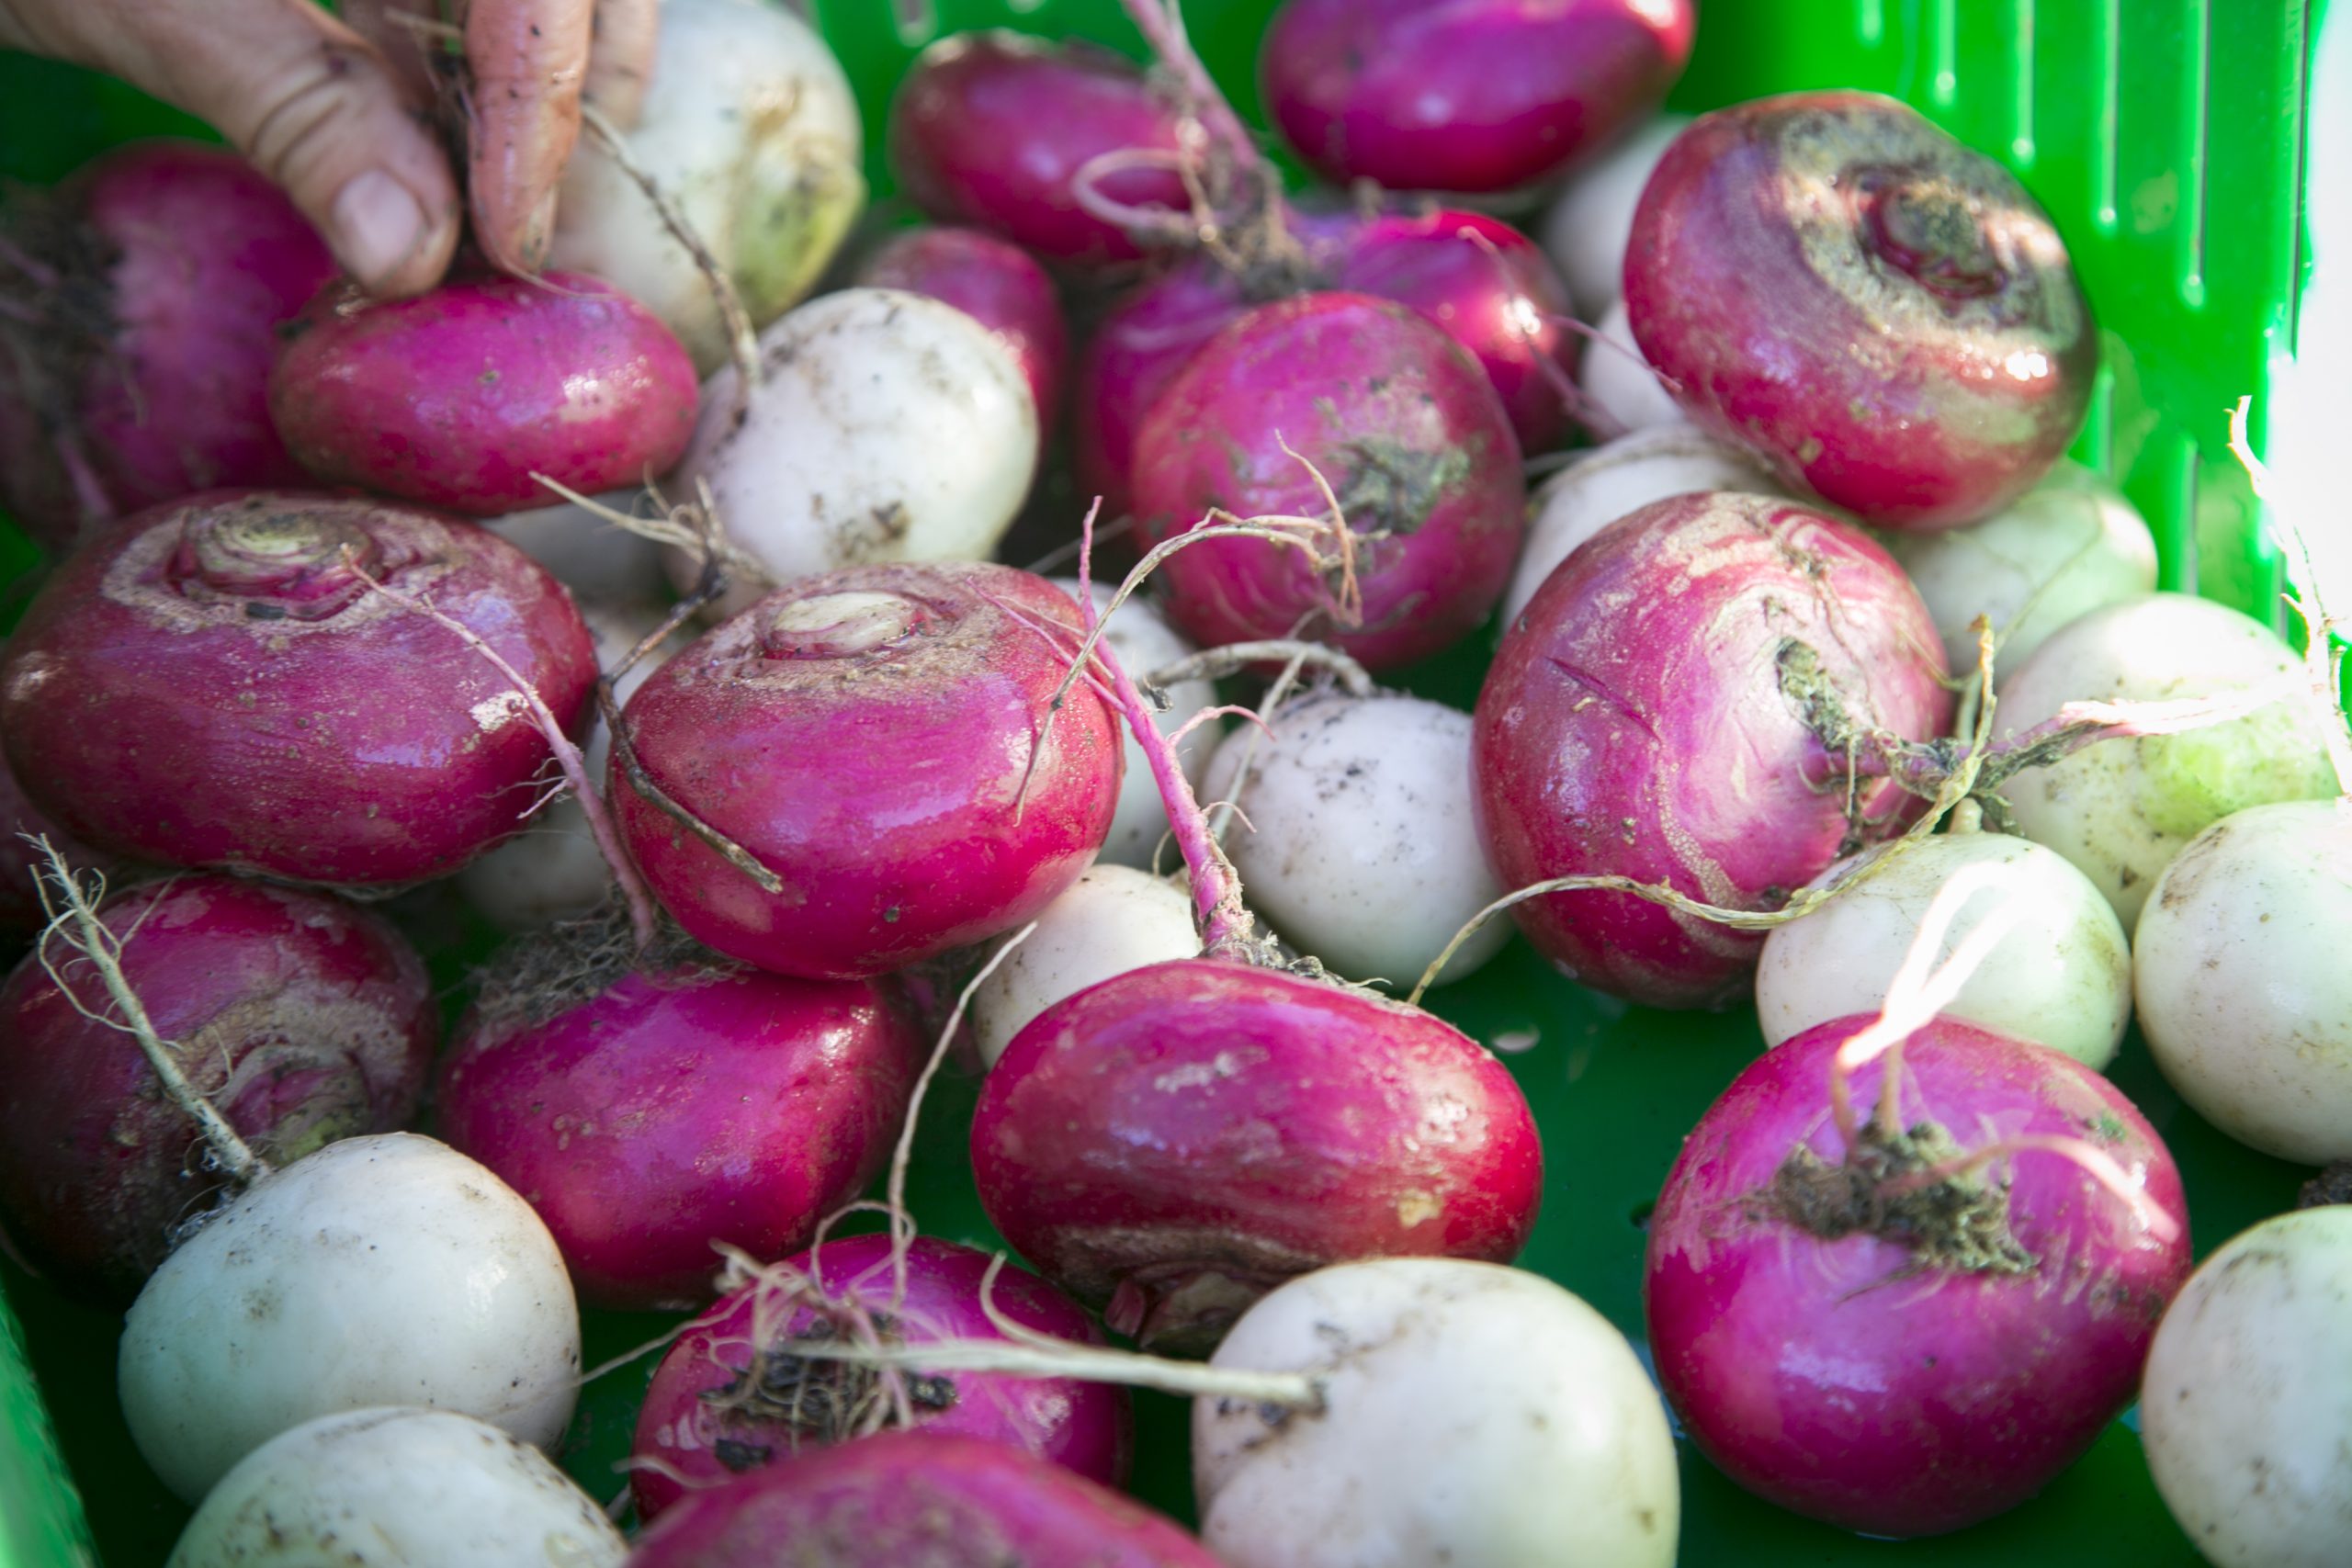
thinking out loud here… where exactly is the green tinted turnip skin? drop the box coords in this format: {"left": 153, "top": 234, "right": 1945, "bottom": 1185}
{"left": 1993, "top": 593, "right": 2339, "bottom": 931}
{"left": 2141, "top": 1208, "right": 2352, "bottom": 1568}
{"left": 2132, "top": 799, "right": 2352, "bottom": 1164}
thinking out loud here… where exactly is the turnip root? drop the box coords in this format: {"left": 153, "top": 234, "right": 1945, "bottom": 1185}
{"left": 1539, "top": 113, "right": 1691, "bottom": 314}
{"left": 858, "top": 227, "right": 1069, "bottom": 455}
{"left": 1577, "top": 298, "right": 1681, "bottom": 434}
{"left": 0, "top": 142, "right": 336, "bottom": 554}
{"left": 1069, "top": 258, "right": 1247, "bottom": 525}
{"left": 1475, "top": 491, "right": 1951, "bottom": 1009}
{"left": 0, "top": 874, "right": 435, "bottom": 1303}
{"left": 1883, "top": 462, "right": 2160, "bottom": 673}
{"left": 0, "top": 745, "right": 121, "bottom": 949}
{"left": 665, "top": 290, "right": 1037, "bottom": 615}
{"left": 2133, "top": 798, "right": 2352, "bottom": 1164}
{"left": 2141, "top": 1206, "right": 2352, "bottom": 1568}
{"left": 1501, "top": 423, "right": 1784, "bottom": 628}
{"left": 630, "top": 1429, "right": 1222, "bottom": 1567}
{"left": 1259, "top": 0, "right": 1695, "bottom": 199}
{"left": 1195, "top": 1258, "right": 1677, "bottom": 1568}
{"left": 1052, "top": 579, "right": 1215, "bottom": 870}
{"left": 166, "top": 1407, "right": 625, "bottom": 1568}
{"left": 1626, "top": 92, "right": 2096, "bottom": 528}
{"left": 120, "top": 1132, "right": 581, "bottom": 1504}
{"left": 612, "top": 562, "right": 1122, "bottom": 979}
{"left": 1204, "top": 689, "right": 1508, "bottom": 987}
{"left": 548, "top": 0, "right": 865, "bottom": 375}
{"left": 1757, "top": 805, "right": 2132, "bottom": 1069}
{"left": 1994, "top": 592, "right": 2339, "bottom": 930}
{"left": 0, "top": 493, "right": 599, "bottom": 889}
{"left": 270, "top": 271, "right": 700, "bottom": 517}
{"left": 970, "top": 864, "right": 1201, "bottom": 1070}
{"left": 630, "top": 1234, "right": 1130, "bottom": 1517}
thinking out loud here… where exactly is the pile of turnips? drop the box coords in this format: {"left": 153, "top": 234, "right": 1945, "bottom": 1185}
{"left": 1, "top": 1, "right": 2346, "bottom": 1564}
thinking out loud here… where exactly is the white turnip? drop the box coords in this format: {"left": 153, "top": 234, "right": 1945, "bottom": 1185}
{"left": 969, "top": 864, "right": 1200, "bottom": 1070}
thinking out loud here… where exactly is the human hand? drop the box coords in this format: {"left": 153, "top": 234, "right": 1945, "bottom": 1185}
{"left": 0, "top": 0, "right": 656, "bottom": 296}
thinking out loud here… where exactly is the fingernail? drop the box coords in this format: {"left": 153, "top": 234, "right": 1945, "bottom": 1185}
{"left": 331, "top": 170, "right": 429, "bottom": 290}
{"left": 521, "top": 187, "right": 560, "bottom": 271}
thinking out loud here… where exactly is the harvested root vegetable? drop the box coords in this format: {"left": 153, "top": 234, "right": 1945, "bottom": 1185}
{"left": 0, "top": 493, "right": 598, "bottom": 889}
{"left": 269, "top": 271, "right": 699, "bottom": 516}
{"left": 549, "top": 0, "right": 865, "bottom": 374}
{"left": 1070, "top": 257, "right": 1247, "bottom": 524}
{"left": 1051, "top": 579, "right": 1215, "bottom": 871}
{"left": 1475, "top": 491, "right": 1951, "bottom": 1010}
{"left": 1577, "top": 297, "right": 1681, "bottom": 434}
{"left": 631, "top": 1233, "right": 1130, "bottom": 1519}
{"left": 0, "top": 142, "right": 336, "bottom": 554}
{"left": 1539, "top": 112, "right": 1691, "bottom": 314}
{"left": 166, "top": 1407, "right": 625, "bottom": 1568}
{"left": 0, "top": 744, "right": 122, "bottom": 949}
{"left": 485, "top": 496, "right": 668, "bottom": 607}
{"left": 1625, "top": 91, "right": 2096, "bottom": 528}
{"left": 1195, "top": 1258, "right": 1677, "bottom": 1568}
{"left": 969, "top": 864, "right": 1201, "bottom": 1070}
{"left": 611, "top": 562, "right": 1122, "bottom": 980}
{"left": 858, "top": 227, "right": 1069, "bottom": 453}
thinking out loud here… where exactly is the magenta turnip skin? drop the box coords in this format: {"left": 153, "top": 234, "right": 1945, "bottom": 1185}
{"left": 1645, "top": 1014, "right": 2192, "bottom": 1538}
{"left": 611, "top": 562, "right": 1124, "bottom": 980}
{"left": 631, "top": 1233, "right": 1131, "bottom": 1519}
{"left": 855, "top": 227, "right": 1069, "bottom": 450}
{"left": 435, "top": 963, "right": 920, "bottom": 1312}
{"left": 1259, "top": 0, "right": 1695, "bottom": 198}
{"left": 0, "top": 142, "right": 339, "bottom": 555}
{"left": 0, "top": 745, "right": 123, "bottom": 949}
{"left": 887, "top": 32, "right": 1189, "bottom": 270}
{"left": 268, "top": 270, "right": 700, "bottom": 516}
{"left": 0, "top": 874, "right": 435, "bottom": 1303}
{"left": 972, "top": 957, "right": 1543, "bottom": 1354}
{"left": 0, "top": 492, "right": 599, "bottom": 888}
{"left": 1624, "top": 91, "right": 2098, "bottom": 529}
{"left": 1474, "top": 491, "right": 1951, "bottom": 1010}
{"left": 1132, "top": 292, "right": 1526, "bottom": 671}
{"left": 1071, "top": 259, "right": 1251, "bottom": 524}
{"left": 631, "top": 1429, "right": 1220, "bottom": 1568}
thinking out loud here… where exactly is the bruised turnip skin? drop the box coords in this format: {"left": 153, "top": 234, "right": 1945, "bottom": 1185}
{"left": 887, "top": 32, "right": 1189, "bottom": 270}
{"left": 631, "top": 1234, "right": 1132, "bottom": 1520}
{"left": 1993, "top": 593, "right": 2339, "bottom": 931}
{"left": 1133, "top": 293, "right": 1526, "bottom": 671}
{"left": 0, "top": 493, "right": 599, "bottom": 889}
{"left": 1195, "top": 1259, "right": 1677, "bottom": 1568}
{"left": 0, "top": 142, "right": 337, "bottom": 554}
{"left": 119, "top": 1133, "right": 582, "bottom": 1505}
{"left": 1260, "top": 0, "right": 1695, "bottom": 199}
{"left": 970, "top": 866, "right": 1202, "bottom": 1070}
{"left": 0, "top": 875, "right": 434, "bottom": 1303}
{"left": 435, "top": 963, "right": 920, "bottom": 1310}
{"left": 167, "top": 1407, "right": 626, "bottom": 1568}
{"left": 1475, "top": 491, "right": 1951, "bottom": 1010}
{"left": 2133, "top": 800, "right": 2352, "bottom": 1165}
{"left": 858, "top": 227, "right": 1069, "bottom": 452}
{"left": 269, "top": 271, "right": 699, "bottom": 517}
{"left": 1625, "top": 92, "right": 2097, "bottom": 529}
{"left": 1647, "top": 1014, "right": 2191, "bottom": 1538}
{"left": 612, "top": 562, "right": 1123, "bottom": 980}
{"left": 972, "top": 957, "right": 1543, "bottom": 1353}
{"left": 630, "top": 1430, "right": 1222, "bottom": 1568}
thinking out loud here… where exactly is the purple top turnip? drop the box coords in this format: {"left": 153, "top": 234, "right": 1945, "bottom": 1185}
{"left": 1132, "top": 291, "right": 1526, "bottom": 671}
{"left": 1474, "top": 491, "right": 1952, "bottom": 1010}
{"left": 610, "top": 561, "right": 1124, "bottom": 979}
{"left": 628, "top": 1429, "right": 1222, "bottom": 1568}
{"left": 435, "top": 958, "right": 921, "bottom": 1311}
{"left": 1070, "top": 258, "right": 1253, "bottom": 523}
{"left": 1624, "top": 91, "right": 2097, "bottom": 528}
{"left": 887, "top": 32, "right": 1190, "bottom": 270}
{"left": 0, "top": 492, "right": 600, "bottom": 888}
{"left": 0, "top": 874, "right": 435, "bottom": 1303}
{"left": 0, "top": 744, "right": 123, "bottom": 949}
{"left": 268, "top": 270, "right": 700, "bottom": 516}
{"left": 855, "top": 226, "right": 1069, "bottom": 450}
{"left": 1259, "top": 0, "right": 1695, "bottom": 198}
{"left": 1646, "top": 1013, "right": 2191, "bottom": 1537}
{"left": 0, "top": 141, "right": 338, "bottom": 555}
{"left": 631, "top": 1233, "right": 1131, "bottom": 1519}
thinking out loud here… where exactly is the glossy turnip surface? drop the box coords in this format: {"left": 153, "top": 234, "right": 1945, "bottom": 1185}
{"left": 0, "top": 493, "right": 598, "bottom": 888}
{"left": 1070, "top": 257, "right": 1250, "bottom": 523}
{"left": 1475, "top": 491, "right": 1951, "bottom": 1009}
{"left": 611, "top": 562, "right": 1122, "bottom": 979}
{"left": 1625, "top": 92, "right": 2096, "bottom": 528}
{"left": 857, "top": 227, "right": 1069, "bottom": 448}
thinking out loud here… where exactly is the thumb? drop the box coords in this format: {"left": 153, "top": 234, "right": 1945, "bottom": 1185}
{"left": 4, "top": 0, "right": 462, "bottom": 296}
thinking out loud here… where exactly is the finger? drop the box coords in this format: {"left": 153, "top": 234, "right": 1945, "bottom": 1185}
{"left": 10, "top": 0, "right": 460, "bottom": 296}
{"left": 464, "top": 0, "right": 593, "bottom": 275}
{"left": 585, "top": 0, "right": 659, "bottom": 130}
{"left": 337, "top": 0, "right": 446, "bottom": 110}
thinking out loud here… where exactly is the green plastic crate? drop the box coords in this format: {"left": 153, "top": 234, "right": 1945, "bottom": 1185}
{"left": 0, "top": 1, "right": 2333, "bottom": 1562}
